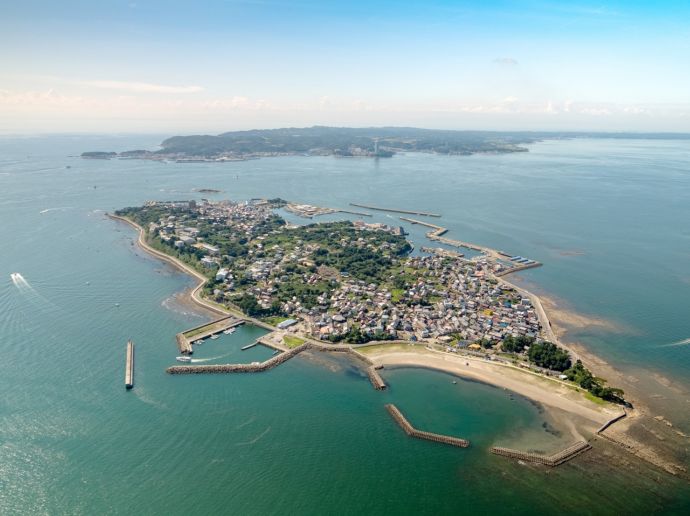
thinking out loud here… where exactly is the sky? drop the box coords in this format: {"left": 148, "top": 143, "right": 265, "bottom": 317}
{"left": 1, "top": 0, "right": 690, "bottom": 134}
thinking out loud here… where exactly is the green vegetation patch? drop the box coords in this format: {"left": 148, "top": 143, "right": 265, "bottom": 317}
{"left": 283, "top": 335, "right": 305, "bottom": 348}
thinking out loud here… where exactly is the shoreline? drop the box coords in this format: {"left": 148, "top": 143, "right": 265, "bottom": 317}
{"left": 107, "top": 211, "right": 688, "bottom": 477}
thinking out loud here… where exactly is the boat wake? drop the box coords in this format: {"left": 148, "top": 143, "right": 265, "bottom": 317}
{"left": 10, "top": 272, "right": 59, "bottom": 309}
{"left": 661, "top": 337, "right": 690, "bottom": 348}
{"left": 10, "top": 272, "right": 30, "bottom": 289}
{"left": 39, "top": 207, "right": 73, "bottom": 214}
{"left": 191, "top": 351, "right": 234, "bottom": 363}
{"left": 236, "top": 426, "right": 271, "bottom": 446}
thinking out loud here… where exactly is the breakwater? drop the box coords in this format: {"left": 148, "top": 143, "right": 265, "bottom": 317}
{"left": 490, "top": 440, "right": 592, "bottom": 466}
{"left": 167, "top": 343, "right": 311, "bottom": 374}
{"left": 367, "top": 366, "right": 387, "bottom": 390}
{"left": 125, "top": 340, "right": 134, "bottom": 389}
{"left": 385, "top": 404, "right": 470, "bottom": 448}
{"left": 350, "top": 203, "right": 441, "bottom": 217}
{"left": 596, "top": 411, "right": 627, "bottom": 434}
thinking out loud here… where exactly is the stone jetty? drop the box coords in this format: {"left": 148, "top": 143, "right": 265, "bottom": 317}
{"left": 367, "top": 366, "right": 387, "bottom": 390}
{"left": 490, "top": 440, "right": 592, "bottom": 466}
{"left": 385, "top": 404, "right": 470, "bottom": 448}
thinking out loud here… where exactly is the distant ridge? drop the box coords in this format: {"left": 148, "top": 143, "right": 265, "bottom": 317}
{"left": 82, "top": 126, "right": 690, "bottom": 161}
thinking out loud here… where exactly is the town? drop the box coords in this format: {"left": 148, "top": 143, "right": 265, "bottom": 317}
{"left": 116, "top": 199, "right": 542, "bottom": 349}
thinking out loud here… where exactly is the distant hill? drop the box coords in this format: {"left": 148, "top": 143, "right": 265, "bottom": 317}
{"left": 156, "top": 126, "right": 534, "bottom": 157}
{"left": 81, "top": 126, "right": 690, "bottom": 161}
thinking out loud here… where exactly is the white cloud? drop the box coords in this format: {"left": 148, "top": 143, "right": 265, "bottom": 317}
{"left": 71, "top": 79, "right": 204, "bottom": 94}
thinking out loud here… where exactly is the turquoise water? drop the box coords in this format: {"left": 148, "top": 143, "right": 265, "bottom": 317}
{"left": 1, "top": 135, "right": 689, "bottom": 513}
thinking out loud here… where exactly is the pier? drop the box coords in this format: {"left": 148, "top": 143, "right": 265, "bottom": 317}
{"left": 490, "top": 440, "right": 591, "bottom": 466}
{"left": 350, "top": 203, "right": 441, "bottom": 218}
{"left": 385, "top": 404, "right": 470, "bottom": 448}
{"left": 125, "top": 340, "right": 134, "bottom": 389}
{"left": 241, "top": 342, "right": 258, "bottom": 351}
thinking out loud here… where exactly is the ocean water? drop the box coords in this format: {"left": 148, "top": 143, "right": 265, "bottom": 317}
{"left": 1, "top": 135, "right": 689, "bottom": 514}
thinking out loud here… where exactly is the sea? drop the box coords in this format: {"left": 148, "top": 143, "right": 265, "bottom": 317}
{"left": 1, "top": 135, "right": 689, "bottom": 514}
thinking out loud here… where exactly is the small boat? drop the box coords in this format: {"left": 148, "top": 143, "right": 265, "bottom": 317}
{"left": 194, "top": 340, "right": 203, "bottom": 345}
{"left": 210, "top": 334, "right": 219, "bottom": 340}
{"left": 452, "top": 380, "right": 457, "bottom": 384}
{"left": 176, "top": 356, "right": 192, "bottom": 363}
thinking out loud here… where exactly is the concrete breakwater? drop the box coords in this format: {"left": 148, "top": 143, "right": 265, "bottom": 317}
{"left": 385, "top": 404, "right": 470, "bottom": 448}
{"left": 125, "top": 340, "right": 134, "bottom": 389}
{"left": 167, "top": 343, "right": 311, "bottom": 374}
{"left": 350, "top": 203, "right": 441, "bottom": 218}
{"left": 490, "top": 440, "right": 592, "bottom": 466}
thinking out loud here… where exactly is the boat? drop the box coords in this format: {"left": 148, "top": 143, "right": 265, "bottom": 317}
{"left": 176, "top": 356, "right": 192, "bottom": 363}
{"left": 194, "top": 339, "right": 203, "bottom": 345}
{"left": 210, "top": 334, "right": 219, "bottom": 340}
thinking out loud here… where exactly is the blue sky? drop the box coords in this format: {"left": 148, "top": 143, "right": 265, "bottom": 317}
{"left": 2, "top": 0, "right": 689, "bottom": 133}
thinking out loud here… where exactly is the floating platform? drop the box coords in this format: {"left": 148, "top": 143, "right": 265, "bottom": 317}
{"left": 125, "top": 340, "right": 134, "bottom": 389}
{"left": 385, "top": 404, "right": 469, "bottom": 448}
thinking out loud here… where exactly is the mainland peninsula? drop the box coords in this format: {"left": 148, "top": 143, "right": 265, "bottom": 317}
{"left": 84, "top": 126, "right": 535, "bottom": 161}
{"left": 82, "top": 126, "right": 690, "bottom": 163}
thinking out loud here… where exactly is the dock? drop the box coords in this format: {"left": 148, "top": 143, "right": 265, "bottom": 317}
{"left": 241, "top": 342, "right": 258, "bottom": 351}
{"left": 490, "top": 440, "right": 592, "bottom": 466}
{"left": 350, "top": 203, "right": 441, "bottom": 218}
{"left": 385, "top": 404, "right": 470, "bottom": 448}
{"left": 125, "top": 340, "right": 134, "bottom": 389}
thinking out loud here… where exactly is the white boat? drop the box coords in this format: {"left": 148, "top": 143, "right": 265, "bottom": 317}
{"left": 210, "top": 334, "right": 220, "bottom": 340}
{"left": 176, "top": 356, "right": 192, "bottom": 363}
{"left": 194, "top": 340, "right": 203, "bottom": 345}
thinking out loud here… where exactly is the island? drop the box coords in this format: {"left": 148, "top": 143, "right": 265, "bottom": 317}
{"left": 106, "top": 197, "right": 690, "bottom": 475}
{"left": 113, "top": 198, "right": 625, "bottom": 405}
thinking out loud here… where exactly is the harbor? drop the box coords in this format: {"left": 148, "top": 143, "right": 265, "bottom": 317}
{"left": 401, "top": 216, "right": 543, "bottom": 275}
{"left": 177, "top": 316, "right": 245, "bottom": 354}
